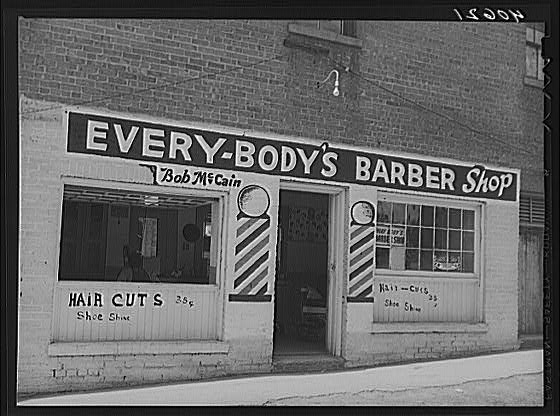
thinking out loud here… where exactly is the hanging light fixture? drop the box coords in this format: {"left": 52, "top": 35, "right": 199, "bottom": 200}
{"left": 317, "top": 69, "right": 340, "bottom": 96}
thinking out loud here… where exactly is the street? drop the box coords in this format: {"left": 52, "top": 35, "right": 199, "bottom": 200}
{"left": 20, "top": 349, "right": 543, "bottom": 407}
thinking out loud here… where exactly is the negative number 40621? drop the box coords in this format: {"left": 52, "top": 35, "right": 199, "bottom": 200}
{"left": 453, "top": 8, "right": 524, "bottom": 23}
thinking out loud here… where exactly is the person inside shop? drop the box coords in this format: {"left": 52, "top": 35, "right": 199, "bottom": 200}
{"left": 116, "top": 246, "right": 150, "bottom": 282}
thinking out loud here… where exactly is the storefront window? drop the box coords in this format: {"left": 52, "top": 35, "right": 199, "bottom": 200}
{"left": 376, "top": 196, "right": 478, "bottom": 274}
{"left": 58, "top": 185, "right": 219, "bottom": 284}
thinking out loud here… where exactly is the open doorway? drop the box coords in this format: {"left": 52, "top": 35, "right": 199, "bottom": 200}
{"left": 273, "top": 190, "right": 330, "bottom": 356}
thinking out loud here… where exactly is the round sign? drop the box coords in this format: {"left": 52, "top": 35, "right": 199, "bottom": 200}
{"left": 237, "top": 185, "right": 270, "bottom": 218}
{"left": 351, "top": 201, "right": 376, "bottom": 225}
{"left": 182, "top": 224, "right": 201, "bottom": 242}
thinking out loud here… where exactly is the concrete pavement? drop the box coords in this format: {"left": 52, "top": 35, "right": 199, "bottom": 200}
{"left": 20, "top": 349, "right": 543, "bottom": 406}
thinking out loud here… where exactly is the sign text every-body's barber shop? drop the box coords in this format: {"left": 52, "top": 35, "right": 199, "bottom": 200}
{"left": 67, "top": 112, "right": 517, "bottom": 201}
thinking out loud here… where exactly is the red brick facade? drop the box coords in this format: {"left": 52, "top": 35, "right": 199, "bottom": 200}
{"left": 19, "top": 19, "right": 543, "bottom": 191}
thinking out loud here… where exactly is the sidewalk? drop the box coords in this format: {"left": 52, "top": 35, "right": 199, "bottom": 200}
{"left": 20, "top": 349, "right": 543, "bottom": 406}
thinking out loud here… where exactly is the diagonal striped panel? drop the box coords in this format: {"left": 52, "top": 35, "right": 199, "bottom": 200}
{"left": 348, "top": 224, "right": 375, "bottom": 300}
{"left": 232, "top": 215, "right": 272, "bottom": 298}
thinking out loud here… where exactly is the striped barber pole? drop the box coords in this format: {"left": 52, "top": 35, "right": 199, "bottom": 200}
{"left": 229, "top": 212, "right": 272, "bottom": 301}
{"left": 347, "top": 224, "right": 375, "bottom": 302}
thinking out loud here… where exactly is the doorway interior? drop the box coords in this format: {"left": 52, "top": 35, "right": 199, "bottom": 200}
{"left": 273, "top": 190, "right": 330, "bottom": 356}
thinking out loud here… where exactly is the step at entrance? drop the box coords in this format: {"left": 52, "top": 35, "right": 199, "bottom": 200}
{"left": 273, "top": 354, "right": 345, "bottom": 374}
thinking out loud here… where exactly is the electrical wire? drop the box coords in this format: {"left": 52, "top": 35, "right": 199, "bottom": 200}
{"left": 19, "top": 46, "right": 543, "bottom": 164}
{"left": 324, "top": 56, "right": 542, "bottom": 159}
{"left": 20, "top": 52, "right": 288, "bottom": 117}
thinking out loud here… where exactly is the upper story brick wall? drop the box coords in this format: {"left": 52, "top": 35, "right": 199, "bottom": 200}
{"left": 18, "top": 19, "right": 544, "bottom": 193}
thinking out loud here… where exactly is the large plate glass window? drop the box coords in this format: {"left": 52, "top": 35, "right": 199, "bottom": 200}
{"left": 376, "top": 201, "right": 476, "bottom": 274}
{"left": 374, "top": 192, "right": 482, "bottom": 323}
{"left": 58, "top": 185, "right": 220, "bottom": 285}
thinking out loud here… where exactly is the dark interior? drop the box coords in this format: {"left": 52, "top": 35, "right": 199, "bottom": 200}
{"left": 273, "top": 190, "right": 329, "bottom": 356}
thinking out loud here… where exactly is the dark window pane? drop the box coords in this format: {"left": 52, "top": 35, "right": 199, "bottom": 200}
{"left": 407, "top": 204, "right": 420, "bottom": 225}
{"left": 405, "top": 249, "right": 419, "bottom": 270}
{"left": 376, "top": 247, "right": 390, "bottom": 269}
{"left": 463, "top": 252, "right": 474, "bottom": 273}
{"left": 406, "top": 226, "right": 419, "bottom": 248}
{"left": 526, "top": 45, "right": 537, "bottom": 78}
{"left": 448, "top": 251, "right": 461, "bottom": 272}
{"left": 342, "top": 20, "right": 357, "bottom": 37}
{"left": 433, "top": 251, "right": 447, "bottom": 272}
{"left": 420, "top": 227, "right": 433, "bottom": 249}
{"left": 435, "top": 229, "right": 447, "bottom": 249}
{"left": 435, "top": 207, "right": 448, "bottom": 228}
{"left": 420, "top": 250, "right": 433, "bottom": 271}
{"left": 378, "top": 201, "right": 391, "bottom": 223}
{"left": 449, "top": 208, "right": 461, "bottom": 229}
{"left": 462, "top": 231, "right": 474, "bottom": 251}
{"left": 463, "top": 210, "right": 474, "bottom": 230}
{"left": 449, "top": 230, "right": 461, "bottom": 250}
{"left": 421, "top": 205, "right": 434, "bottom": 226}
{"left": 392, "top": 203, "right": 405, "bottom": 225}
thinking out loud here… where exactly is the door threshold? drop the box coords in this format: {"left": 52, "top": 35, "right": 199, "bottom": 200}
{"left": 272, "top": 354, "right": 345, "bottom": 374}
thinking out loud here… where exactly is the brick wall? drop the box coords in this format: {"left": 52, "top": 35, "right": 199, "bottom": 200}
{"left": 18, "top": 19, "right": 537, "bottom": 395}
{"left": 344, "top": 199, "right": 519, "bottom": 367}
{"left": 18, "top": 102, "right": 276, "bottom": 396}
{"left": 19, "top": 19, "right": 543, "bottom": 192}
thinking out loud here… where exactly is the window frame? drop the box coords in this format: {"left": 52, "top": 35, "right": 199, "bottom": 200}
{"left": 525, "top": 24, "right": 545, "bottom": 85}
{"left": 375, "top": 191, "right": 483, "bottom": 280}
{"left": 55, "top": 177, "right": 227, "bottom": 288}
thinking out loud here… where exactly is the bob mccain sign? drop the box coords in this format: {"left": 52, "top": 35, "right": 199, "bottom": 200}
{"left": 66, "top": 111, "right": 518, "bottom": 201}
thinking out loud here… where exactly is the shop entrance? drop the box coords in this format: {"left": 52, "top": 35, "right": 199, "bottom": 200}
{"left": 273, "top": 185, "right": 343, "bottom": 358}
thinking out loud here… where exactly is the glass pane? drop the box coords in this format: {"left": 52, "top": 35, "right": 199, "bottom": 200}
{"left": 376, "top": 247, "right": 390, "bottom": 269}
{"left": 449, "top": 251, "right": 461, "bottom": 272}
{"left": 526, "top": 45, "right": 537, "bottom": 78}
{"left": 421, "top": 205, "right": 434, "bottom": 226}
{"left": 449, "top": 208, "right": 461, "bottom": 229}
{"left": 391, "top": 226, "right": 405, "bottom": 246}
{"left": 296, "top": 20, "right": 320, "bottom": 29}
{"left": 378, "top": 201, "right": 391, "bottom": 223}
{"left": 390, "top": 246, "right": 405, "bottom": 270}
{"left": 433, "top": 251, "right": 447, "bottom": 272}
{"left": 392, "top": 203, "right": 405, "bottom": 224}
{"left": 376, "top": 224, "right": 390, "bottom": 246}
{"left": 405, "top": 249, "right": 419, "bottom": 270}
{"left": 406, "top": 226, "right": 419, "bottom": 248}
{"left": 341, "top": 20, "right": 357, "bottom": 37}
{"left": 406, "top": 204, "right": 420, "bottom": 225}
{"left": 420, "top": 227, "right": 433, "bottom": 249}
{"left": 463, "top": 252, "right": 474, "bottom": 273}
{"left": 462, "top": 231, "right": 474, "bottom": 251}
{"left": 435, "top": 207, "right": 448, "bottom": 228}
{"left": 535, "top": 29, "right": 544, "bottom": 45}
{"left": 420, "top": 250, "right": 433, "bottom": 271}
{"left": 526, "top": 26, "right": 534, "bottom": 43}
{"left": 538, "top": 50, "right": 544, "bottom": 80}
{"left": 463, "top": 210, "right": 474, "bottom": 230}
{"left": 435, "top": 228, "right": 447, "bottom": 249}
{"left": 449, "top": 230, "right": 461, "bottom": 250}
{"left": 320, "top": 20, "right": 342, "bottom": 34}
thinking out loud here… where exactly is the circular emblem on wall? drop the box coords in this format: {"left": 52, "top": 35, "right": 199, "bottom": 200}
{"left": 351, "top": 201, "right": 376, "bottom": 226}
{"left": 182, "top": 224, "right": 201, "bottom": 242}
{"left": 237, "top": 185, "right": 270, "bottom": 218}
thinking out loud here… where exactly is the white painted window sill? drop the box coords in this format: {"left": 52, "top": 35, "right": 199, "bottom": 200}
{"left": 524, "top": 76, "right": 544, "bottom": 88}
{"left": 287, "top": 23, "right": 363, "bottom": 49}
{"left": 48, "top": 340, "right": 230, "bottom": 357}
{"left": 370, "top": 322, "right": 488, "bottom": 334}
